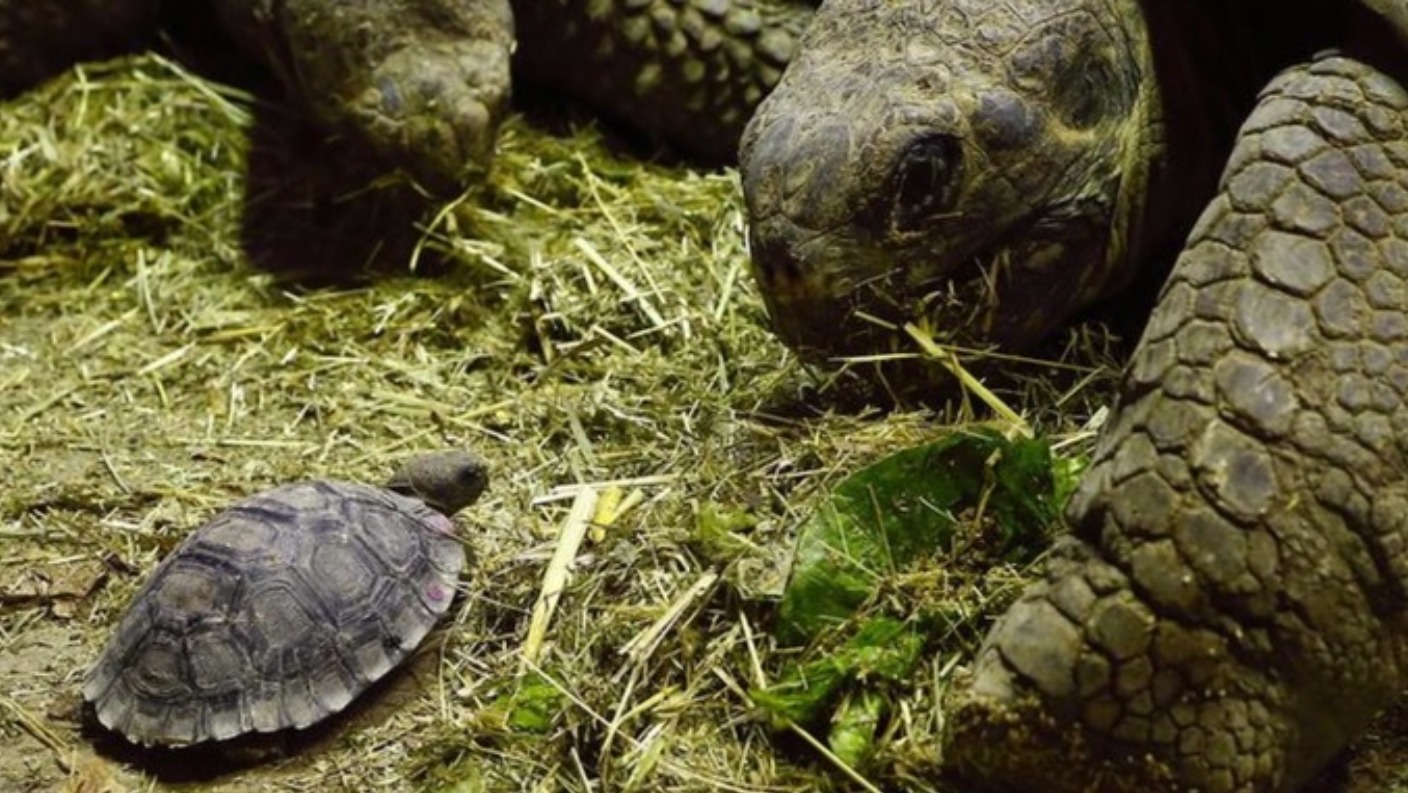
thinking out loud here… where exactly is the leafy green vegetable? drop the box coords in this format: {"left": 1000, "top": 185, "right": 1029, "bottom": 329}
{"left": 776, "top": 428, "right": 1059, "bottom": 645}
{"left": 487, "top": 673, "right": 567, "bottom": 734}
{"left": 754, "top": 430, "right": 1075, "bottom": 768}
{"left": 1052, "top": 452, "right": 1090, "bottom": 511}
{"left": 829, "top": 688, "right": 887, "bottom": 768}
{"left": 751, "top": 617, "right": 921, "bottom": 726}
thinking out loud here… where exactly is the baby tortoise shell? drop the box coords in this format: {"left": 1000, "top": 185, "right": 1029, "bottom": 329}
{"left": 82, "top": 450, "right": 488, "bottom": 747}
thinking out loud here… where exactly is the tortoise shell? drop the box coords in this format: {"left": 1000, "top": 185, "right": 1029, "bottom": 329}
{"left": 83, "top": 476, "right": 472, "bottom": 746}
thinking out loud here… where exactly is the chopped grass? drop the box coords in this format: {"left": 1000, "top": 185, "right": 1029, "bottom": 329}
{"left": 0, "top": 54, "right": 1124, "bottom": 792}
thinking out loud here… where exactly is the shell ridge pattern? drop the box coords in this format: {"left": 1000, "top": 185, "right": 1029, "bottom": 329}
{"left": 84, "top": 472, "right": 470, "bottom": 746}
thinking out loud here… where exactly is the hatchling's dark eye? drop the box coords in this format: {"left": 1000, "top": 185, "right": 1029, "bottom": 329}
{"left": 890, "top": 133, "right": 964, "bottom": 232}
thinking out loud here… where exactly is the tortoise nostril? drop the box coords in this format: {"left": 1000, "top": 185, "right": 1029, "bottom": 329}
{"left": 890, "top": 133, "right": 964, "bottom": 232}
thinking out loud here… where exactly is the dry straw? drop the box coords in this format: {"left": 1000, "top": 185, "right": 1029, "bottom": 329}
{"left": 0, "top": 54, "right": 1124, "bottom": 792}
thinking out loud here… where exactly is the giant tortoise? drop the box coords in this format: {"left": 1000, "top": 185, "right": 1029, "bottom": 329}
{"left": 741, "top": 0, "right": 1408, "bottom": 790}
{"left": 0, "top": 0, "right": 813, "bottom": 191}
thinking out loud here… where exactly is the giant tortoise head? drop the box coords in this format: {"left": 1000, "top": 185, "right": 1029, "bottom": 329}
{"left": 740, "top": 0, "right": 1162, "bottom": 360}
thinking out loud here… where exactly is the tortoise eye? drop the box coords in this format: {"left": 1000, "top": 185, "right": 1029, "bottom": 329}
{"left": 1053, "top": 55, "right": 1119, "bottom": 130}
{"left": 457, "top": 464, "right": 488, "bottom": 497}
{"left": 890, "top": 133, "right": 964, "bottom": 232}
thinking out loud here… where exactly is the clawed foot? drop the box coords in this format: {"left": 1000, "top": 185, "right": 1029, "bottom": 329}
{"left": 944, "top": 539, "right": 1293, "bottom": 793}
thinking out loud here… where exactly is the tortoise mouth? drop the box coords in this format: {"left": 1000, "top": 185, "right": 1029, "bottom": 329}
{"left": 751, "top": 208, "right": 1101, "bottom": 361}
{"left": 422, "top": 512, "right": 458, "bottom": 536}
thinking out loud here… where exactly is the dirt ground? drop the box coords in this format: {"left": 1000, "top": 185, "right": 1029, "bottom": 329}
{"left": 2, "top": 54, "right": 1408, "bottom": 793}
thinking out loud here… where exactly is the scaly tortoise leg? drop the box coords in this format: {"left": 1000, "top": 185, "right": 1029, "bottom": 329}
{"left": 214, "top": 0, "right": 515, "bottom": 193}
{"left": 944, "top": 55, "right": 1408, "bottom": 793}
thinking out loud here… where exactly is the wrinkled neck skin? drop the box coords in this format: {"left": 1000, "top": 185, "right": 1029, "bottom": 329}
{"left": 742, "top": 0, "right": 1165, "bottom": 359}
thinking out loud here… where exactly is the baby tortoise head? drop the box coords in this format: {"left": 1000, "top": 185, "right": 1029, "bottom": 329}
{"left": 741, "top": 0, "right": 1161, "bottom": 360}
{"left": 387, "top": 450, "right": 489, "bottom": 516}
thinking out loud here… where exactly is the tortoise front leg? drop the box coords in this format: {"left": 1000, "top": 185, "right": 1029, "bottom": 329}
{"left": 215, "top": 0, "right": 514, "bottom": 192}
{"left": 944, "top": 55, "right": 1408, "bottom": 793}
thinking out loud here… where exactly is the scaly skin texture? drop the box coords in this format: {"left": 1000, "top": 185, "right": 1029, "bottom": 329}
{"left": 0, "top": 0, "right": 814, "bottom": 189}
{"left": 214, "top": 0, "right": 516, "bottom": 192}
{"left": 740, "top": 0, "right": 1162, "bottom": 358}
{"left": 944, "top": 56, "right": 1408, "bottom": 792}
{"left": 514, "top": 0, "right": 812, "bottom": 163}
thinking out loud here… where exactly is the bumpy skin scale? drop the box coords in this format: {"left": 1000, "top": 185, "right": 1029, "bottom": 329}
{"left": 944, "top": 56, "right": 1408, "bottom": 792}
{"left": 83, "top": 452, "right": 487, "bottom": 747}
{"left": 214, "top": 0, "right": 517, "bottom": 192}
{"left": 740, "top": 0, "right": 1163, "bottom": 358}
{"left": 0, "top": 0, "right": 814, "bottom": 188}
{"left": 514, "top": 0, "right": 812, "bottom": 163}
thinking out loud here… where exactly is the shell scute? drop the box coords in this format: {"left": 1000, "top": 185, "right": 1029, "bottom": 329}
{"left": 83, "top": 479, "right": 468, "bottom": 746}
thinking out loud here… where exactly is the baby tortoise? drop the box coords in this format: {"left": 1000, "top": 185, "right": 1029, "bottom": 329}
{"left": 83, "top": 450, "right": 487, "bottom": 747}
